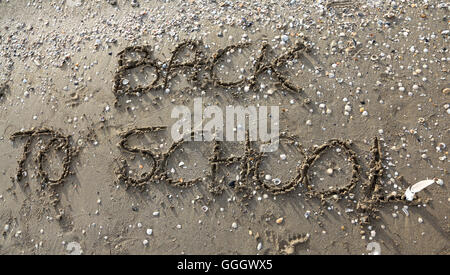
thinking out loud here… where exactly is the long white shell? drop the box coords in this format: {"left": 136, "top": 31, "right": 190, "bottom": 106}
{"left": 410, "top": 179, "right": 435, "bottom": 193}
{"left": 404, "top": 179, "right": 440, "bottom": 201}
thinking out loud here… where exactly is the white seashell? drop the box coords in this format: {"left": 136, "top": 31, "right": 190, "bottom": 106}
{"left": 404, "top": 179, "right": 441, "bottom": 201}
{"left": 410, "top": 179, "right": 435, "bottom": 193}
{"left": 405, "top": 188, "right": 414, "bottom": 201}
{"left": 272, "top": 178, "right": 281, "bottom": 186}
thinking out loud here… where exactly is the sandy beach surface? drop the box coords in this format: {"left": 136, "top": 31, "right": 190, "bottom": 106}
{"left": 0, "top": 0, "right": 448, "bottom": 255}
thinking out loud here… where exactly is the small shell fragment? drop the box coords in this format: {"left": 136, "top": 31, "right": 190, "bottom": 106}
{"left": 257, "top": 242, "right": 263, "bottom": 251}
{"left": 272, "top": 178, "right": 281, "bottom": 186}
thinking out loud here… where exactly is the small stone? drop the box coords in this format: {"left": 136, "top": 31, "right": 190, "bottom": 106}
{"left": 131, "top": 0, "right": 139, "bottom": 7}
{"left": 326, "top": 168, "right": 333, "bottom": 176}
{"left": 232, "top": 222, "right": 238, "bottom": 229}
{"left": 152, "top": 211, "right": 160, "bottom": 217}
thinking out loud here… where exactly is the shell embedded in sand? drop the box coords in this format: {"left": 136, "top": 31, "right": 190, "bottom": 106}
{"left": 405, "top": 179, "right": 442, "bottom": 201}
